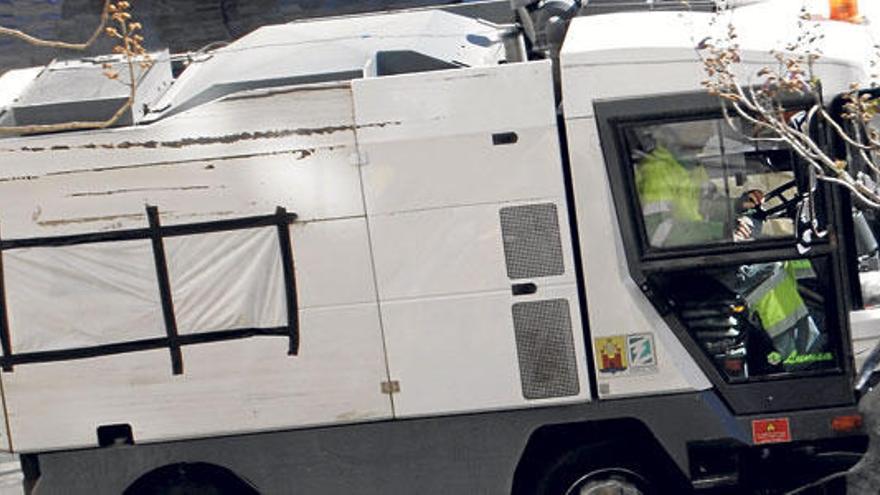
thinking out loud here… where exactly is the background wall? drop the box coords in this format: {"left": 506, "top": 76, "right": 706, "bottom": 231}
{"left": 0, "top": 0, "right": 448, "bottom": 72}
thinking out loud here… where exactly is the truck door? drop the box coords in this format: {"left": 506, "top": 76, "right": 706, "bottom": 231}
{"left": 350, "top": 60, "right": 592, "bottom": 417}
{"left": 594, "top": 90, "right": 857, "bottom": 415}
{"left": 830, "top": 87, "right": 880, "bottom": 378}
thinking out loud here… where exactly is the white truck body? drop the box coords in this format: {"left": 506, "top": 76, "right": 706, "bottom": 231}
{"left": 0, "top": 13, "right": 589, "bottom": 452}
{"left": 0, "top": 2, "right": 874, "bottom": 493}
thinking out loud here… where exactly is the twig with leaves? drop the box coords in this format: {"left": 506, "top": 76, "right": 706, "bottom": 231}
{"left": 695, "top": 3, "right": 880, "bottom": 210}
{"left": 0, "top": 0, "right": 151, "bottom": 135}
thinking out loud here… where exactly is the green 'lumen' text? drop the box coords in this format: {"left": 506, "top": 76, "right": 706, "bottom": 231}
{"left": 782, "top": 351, "right": 834, "bottom": 365}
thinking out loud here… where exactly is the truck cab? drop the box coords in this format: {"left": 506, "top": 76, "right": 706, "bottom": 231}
{"left": 563, "top": 4, "right": 866, "bottom": 411}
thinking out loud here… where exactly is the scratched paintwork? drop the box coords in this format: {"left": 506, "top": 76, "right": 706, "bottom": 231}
{"left": 0, "top": 82, "right": 371, "bottom": 238}
{"left": 0, "top": 69, "right": 395, "bottom": 454}
{"left": 5, "top": 123, "right": 396, "bottom": 154}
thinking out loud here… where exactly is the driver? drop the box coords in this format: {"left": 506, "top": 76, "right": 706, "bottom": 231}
{"left": 635, "top": 121, "right": 759, "bottom": 247}
{"left": 636, "top": 121, "right": 826, "bottom": 367}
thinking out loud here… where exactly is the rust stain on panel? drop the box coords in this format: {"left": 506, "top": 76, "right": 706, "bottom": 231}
{"left": 36, "top": 213, "right": 145, "bottom": 227}
{"left": 442, "top": 72, "right": 490, "bottom": 81}
{"left": 223, "top": 83, "right": 351, "bottom": 102}
{"left": 0, "top": 175, "right": 40, "bottom": 183}
{"left": 68, "top": 185, "right": 212, "bottom": 198}
{"left": 4, "top": 122, "right": 398, "bottom": 154}
{"left": 169, "top": 211, "right": 237, "bottom": 221}
{"left": 33, "top": 210, "right": 241, "bottom": 228}
{"left": 42, "top": 146, "right": 328, "bottom": 178}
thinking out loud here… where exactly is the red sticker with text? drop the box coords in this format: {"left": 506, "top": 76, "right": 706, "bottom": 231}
{"left": 752, "top": 418, "right": 792, "bottom": 445}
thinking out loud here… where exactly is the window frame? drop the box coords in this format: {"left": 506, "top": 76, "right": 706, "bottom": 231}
{"left": 826, "top": 87, "right": 880, "bottom": 311}
{"left": 594, "top": 90, "right": 857, "bottom": 415}
{"left": 622, "top": 116, "right": 813, "bottom": 254}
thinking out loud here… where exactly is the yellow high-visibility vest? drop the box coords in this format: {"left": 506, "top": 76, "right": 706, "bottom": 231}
{"left": 635, "top": 146, "right": 707, "bottom": 223}
{"left": 746, "top": 261, "right": 812, "bottom": 338}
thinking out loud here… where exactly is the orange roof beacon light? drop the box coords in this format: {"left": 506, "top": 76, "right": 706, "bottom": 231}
{"left": 829, "top": 0, "right": 859, "bottom": 22}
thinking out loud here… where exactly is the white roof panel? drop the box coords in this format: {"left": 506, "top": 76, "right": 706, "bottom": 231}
{"left": 561, "top": 7, "right": 869, "bottom": 118}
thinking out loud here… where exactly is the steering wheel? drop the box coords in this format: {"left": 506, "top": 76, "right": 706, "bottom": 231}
{"left": 753, "top": 180, "right": 800, "bottom": 220}
{"left": 739, "top": 180, "right": 800, "bottom": 239}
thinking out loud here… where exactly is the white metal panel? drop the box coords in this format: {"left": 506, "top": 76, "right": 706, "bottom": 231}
{"left": 564, "top": 117, "right": 711, "bottom": 397}
{"left": 5, "top": 148, "right": 363, "bottom": 240}
{"left": 353, "top": 61, "right": 587, "bottom": 417}
{"left": 383, "top": 283, "right": 586, "bottom": 417}
{"left": 0, "top": 83, "right": 357, "bottom": 175}
{"left": 0, "top": 67, "right": 42, "bottom": 111}
{"left": 292, "top": 217, "right": 377, "bottom": 309}
{"left": 370, "top": 203, "right": 506, "bottom": 299}
{"left": 354, "top": 60, "right": 556, "bottom": 140}
{"left": 155, "top": 10, "right": 512, "bottom": 114}
{"left": 560, "top": 12, "right": 867, "bottom": 119}
{"left": 353, "top": 62, "right": 562, "bottom": 214}
{"left": 353, "top": 61, "right": 571, "bottom": 298}
{"left": 0, "top": 84, "right": 362, "bottom": 237}
{"left": 0, "top": 147, "right": 361, "bottom": 240}
{"left": 369, "top": 201, "right": 575, "bottom": 300}
{"left": 4, "top": 303, "right": 391, "bottom": 453}
{"left": 561, "top": 58, "right": 861, "bottom": 120}
{"left": 562, "top": 10, "right": 870, "bottom": 69}
{"left": 356, "top": 129, "right": 564, "bottom": 216}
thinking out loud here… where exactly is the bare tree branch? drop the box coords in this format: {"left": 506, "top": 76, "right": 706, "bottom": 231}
{"left": 691, "top": 1, "right": 880, "bottom": 208}
{"left": 0, "top": 0, "right": 111, "bottom": 51}
{"left": 0, "top": 1, "right": 150, "bottom": 135}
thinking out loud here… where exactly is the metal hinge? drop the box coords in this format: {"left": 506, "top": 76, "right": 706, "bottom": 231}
{"left": 381, "top": 380, "right": 400, "bottom": 395}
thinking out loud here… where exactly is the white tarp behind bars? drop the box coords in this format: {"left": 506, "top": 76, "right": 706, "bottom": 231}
{"left": 4, "top": 240, "right": 165, "bottom": 353}
{"left": 2, "top": 223, "right": 288, "bottom": 355}
{"left": 166, "top": 227, "right": 286, "bottom": 335}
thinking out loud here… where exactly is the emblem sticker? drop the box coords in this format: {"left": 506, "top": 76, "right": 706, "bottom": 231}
{"left": 627, "top": 333, "right": 657, "bottom": 369}
{"left": 752, "top": 418, "right": 792, "bottom": 445}
{"left": 595, "top": 336, "right": 628, "bottom": 373}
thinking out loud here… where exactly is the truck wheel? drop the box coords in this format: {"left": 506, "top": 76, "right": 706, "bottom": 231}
{"left": 124, "top": 462, "right": 258, "bottom": 495}
{"left": 532, "top": 444, "right": 656, "bottom": 495}
{"left": 560, "top": 468, "right": 648, "bottom": 495}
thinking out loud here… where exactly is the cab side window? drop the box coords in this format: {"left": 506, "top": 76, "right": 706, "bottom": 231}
{"left": 626, "top": 118, "right": 798, "bottom": 249}
{"left": 648, "top": 259, "right": 836, "bottom": 381}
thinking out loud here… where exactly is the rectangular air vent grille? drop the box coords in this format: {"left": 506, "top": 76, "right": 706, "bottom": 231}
{"left": 499, "top": 203, "right": 564, "bottom": 280}
{"left": 512, "top": 299, "right": 579, "bottom": 400}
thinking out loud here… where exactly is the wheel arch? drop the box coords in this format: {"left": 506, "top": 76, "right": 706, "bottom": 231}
{"left": 123, "top": 461, "right": 259, "bottom": 495}
{"left": 510, "top": 417, "right": 689, "bottom": 495}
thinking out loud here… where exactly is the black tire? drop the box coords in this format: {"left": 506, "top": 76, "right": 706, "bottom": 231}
{"left": 531, "top": 443, "right": 661, "bottom": 495}
{"left": 124, "top": 462, "right": 259, "bottom": 495}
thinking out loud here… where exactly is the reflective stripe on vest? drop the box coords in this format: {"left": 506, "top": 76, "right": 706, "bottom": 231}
{"left": 636, "top": 147, "right": 704, "bottom": 223}
{"left": 642, "top": 200, "right": 673, "bottom": 216}
{"left": 745, "top": 264, "right": 809, "bottom": 338}
{"left": 650, "top": 218, "right": 675, "bottom": 246}
{"left": 785, "top": 259, "right": 816, "bottom": 280}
